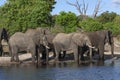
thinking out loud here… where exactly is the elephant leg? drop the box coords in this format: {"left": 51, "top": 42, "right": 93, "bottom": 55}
{"left": 30, "top": 49, "right": 36, "bottom": 63}
{"left": 89, "top": 48, "right": 93, "bottom": 62}
{"left": 111, "top": 43, "right": 114, "bottom": 58}
{"left": 46, "top": 48, "right": 49, "bottom": 64}
{"left": 10, "top": 50, "right": 15, "bottom": 62}
{"left": 36, "top": 46, "right": 41, "bottom": 64}
{"left": 10, "top": 47, "right": 17, "bottom": 62}
{"left": 53, "top": 48, "right": 56, "bottom": 58}
{"left": 42, "top": 51, "right": 46, "bottom": 60}
{"left": 59, "top": 51, "right": 66, "bottom": 59}
{"left": 73, "top": 48, "right": 79, "bottom": 64}
{"left": 11, "top": 52, "right": 15, "bottom": 62}
{"left": 79, "top": 47, "right": 84, "bottom": 61}
{"left": 0, "top": 46, "right": 2, "bottom": 56}
{"left": 98, "top": 45, "right": 104, "bottom": 61}
{"left": 54, "top": 44, "right": 60, "bottom": 62}
{"left": 15, "top": 52, "right": 19, "bottom": 62}
{"left": 31, "top": 53, "right": 35, "bottom": 63}
{"left": 59, "top": 53, "right": 62, "bottom": 59}
{"left": 63, "top": 51, "right": 66, "bottom": 59}
{"left": 55, "top": 50, "right": 59, "bottom": 62}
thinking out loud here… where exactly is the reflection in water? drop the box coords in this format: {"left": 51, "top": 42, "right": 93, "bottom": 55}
{"left": 0, "top": 59, "right": 120, "bottom": 80}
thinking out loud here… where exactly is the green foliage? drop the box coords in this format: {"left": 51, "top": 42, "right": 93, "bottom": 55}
{"left": 1, "top": 1, "right": 120, "bottom": 36}
{"left": 79, "top": 18, "right": 103, "bottom": 31}
{"left": 103, "top": 22, "right": 120, "bottom": 35}
{"left": 113, "top": 15, "right": 120, "bottom": 26}
{"left": 96, "top": 11, "right": 117, "bottom": 24}
{"left": 101, "top": 15, "right": 120, "bottom": 35}
{"left": 55, "top": 11, "right": 77, "bottom": 33}
{"left": 50, "top": 25, "right": 64, "bottom": 33}
{"left": 0, "top": 0, "right": 55, "bottom": 35}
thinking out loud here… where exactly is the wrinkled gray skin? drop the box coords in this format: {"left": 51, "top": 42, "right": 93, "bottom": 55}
{"left": 53, "top": 32, "right": 93, "bottom": 63}
{"left": 45, "top": 33, "right": 56, "bottom": 57}
{"left": 9, "top": 32, "right": 36, "bottom": 63}
{"left": 86, "top": 30, "right": 114, "bottom": 61}
{"left": 25, "top": 28, "right": 50, "bottom": 63}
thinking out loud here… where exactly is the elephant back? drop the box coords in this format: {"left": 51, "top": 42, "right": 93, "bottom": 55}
{"left": 72, "top": 32, "right": 91, "bottom": 46}
{"left": 9, "top": 32, "right": 35, "bottom": 48}
{"left": 53, "top": 33, "right": 74, "bottom": 44}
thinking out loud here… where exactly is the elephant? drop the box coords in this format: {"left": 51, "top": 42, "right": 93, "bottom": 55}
{"left": 42, "top": 33, "right": 57, "bottom": 59}
{"left": 9, "top": 32, "right": 48, "bottom": 63}
{"left": 85, "top": 30, "right": 114, "bottom": 61}
{"left": 0, "top": 28, "right": 9, "bottom": 56}
{"left": 53, "top": 32, "right": 94, "bottom": 63}
{"left": 36, "top": 27, "right": 51, "bottom": 35}
{"left": 25, "top": 28, "right": 50, "bottom": 63}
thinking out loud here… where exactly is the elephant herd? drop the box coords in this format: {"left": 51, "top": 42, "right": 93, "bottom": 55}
{"left": 0, "top": 28, "right": 115, "bottom": 64}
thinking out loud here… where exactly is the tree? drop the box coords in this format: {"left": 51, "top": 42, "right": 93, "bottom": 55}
{"left": 67, "top": 0, "right": 88, "bottom": 19}
{"left": 67, "top": 0, "right": 102, "bottom": 18}
{"left": 96, "top": 11, "right": 117, "bottom": 24}
{"left": 0, "top": 0, "right": 56, "bottom": 35}
{"left": 79, "top": 17, "right": 103, "bottom": 31}
{"left": 55, "top": 11, "right": 77, "bottom": 33}
{"left": 92, "top": 0, "right": 102, "bottom": 18}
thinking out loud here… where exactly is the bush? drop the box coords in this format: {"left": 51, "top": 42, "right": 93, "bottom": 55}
{"left": 103, "top": 22, "right": 120, "bottom": 35}
{"left": 55, "top": 11, "right": 77, "bottom": 33}
{"left": 79, "top": 18, "right": 103, "bottom": 32}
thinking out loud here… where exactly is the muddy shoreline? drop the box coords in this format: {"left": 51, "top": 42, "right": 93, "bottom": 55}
{"left": 0, "top": 51, "right": 119, "bottom": 66}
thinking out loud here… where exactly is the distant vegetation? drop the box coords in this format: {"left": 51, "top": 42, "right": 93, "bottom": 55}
{"left": 0, "top": 0, "right": 120, "bottom": 35}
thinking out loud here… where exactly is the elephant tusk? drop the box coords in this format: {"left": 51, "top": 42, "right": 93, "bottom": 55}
{"left": 46, "top": 46, "right": 50, "bottom": 49}
{"left": 88, "top": 45, "right": 95, "bottom": 49}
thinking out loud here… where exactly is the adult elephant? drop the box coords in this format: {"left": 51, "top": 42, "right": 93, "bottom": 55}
{"left": 85, "top": 30, "right": 114, "bottom": 61}
{"left": 0, "top": 28, "right": 8, "bottom": 56}
{"left": 25, "top": 28, "right": 50, "bottom": 63}
{"left": 9, "top": 32, "right": 48, "bottom": 63}
{"left": 53, "top": 32, "right": 94, "bottom": 63}
{"left": 44, "top": 33, "right": 57, "bottom": 57}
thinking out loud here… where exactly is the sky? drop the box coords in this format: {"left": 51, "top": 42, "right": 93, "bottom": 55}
{"left": 0, "top": 0, "right": 120, "bottom": 16}
{"left": 0, "top": 0, "right": 6, "bottom": 6}
{"left": 51, "top": 0, "right": 120, "bottom": 16}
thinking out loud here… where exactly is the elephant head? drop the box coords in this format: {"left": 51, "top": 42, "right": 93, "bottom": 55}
{"left": 72, "top": 32, "right": 95, "bottom": 62}
{"left": 39, "top": 34, "right": 50, "bottom": 49}
{"left": 86, "top": 30, "right": 114, "bottom": 60}
{"left": 36, "top": 27, "right": 51, "bottom": 35}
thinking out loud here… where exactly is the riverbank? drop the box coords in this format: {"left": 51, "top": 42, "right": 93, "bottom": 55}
{"left": 0, "top": 51, "right": 119, "bottom": 66}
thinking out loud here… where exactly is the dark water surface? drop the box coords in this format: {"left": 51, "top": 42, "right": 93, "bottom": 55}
{"left": 0, "top": 59, "right": 120, "bottom": 80}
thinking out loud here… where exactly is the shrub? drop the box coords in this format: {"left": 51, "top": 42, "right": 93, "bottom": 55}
{"left": 79, "top": 18, "right": 103, "bottom": 32}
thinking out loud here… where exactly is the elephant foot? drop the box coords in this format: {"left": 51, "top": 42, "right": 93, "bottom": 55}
{"left": 15, "top": 59, "right": 20, "bottom": 62}
{"left": 10, "top": 58, "right": 15, "bottom": 62}
{"left": 32, "top": 59, "right": 36, "bottom": 64}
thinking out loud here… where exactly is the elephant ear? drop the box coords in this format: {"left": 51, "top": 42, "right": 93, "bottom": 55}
{"left": 72, "top": 33, "right": 86, "bottom": 46}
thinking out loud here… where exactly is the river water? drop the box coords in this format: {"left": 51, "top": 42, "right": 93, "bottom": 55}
{"left": 0, "top": 59, "right": 120, "bottom": 80}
